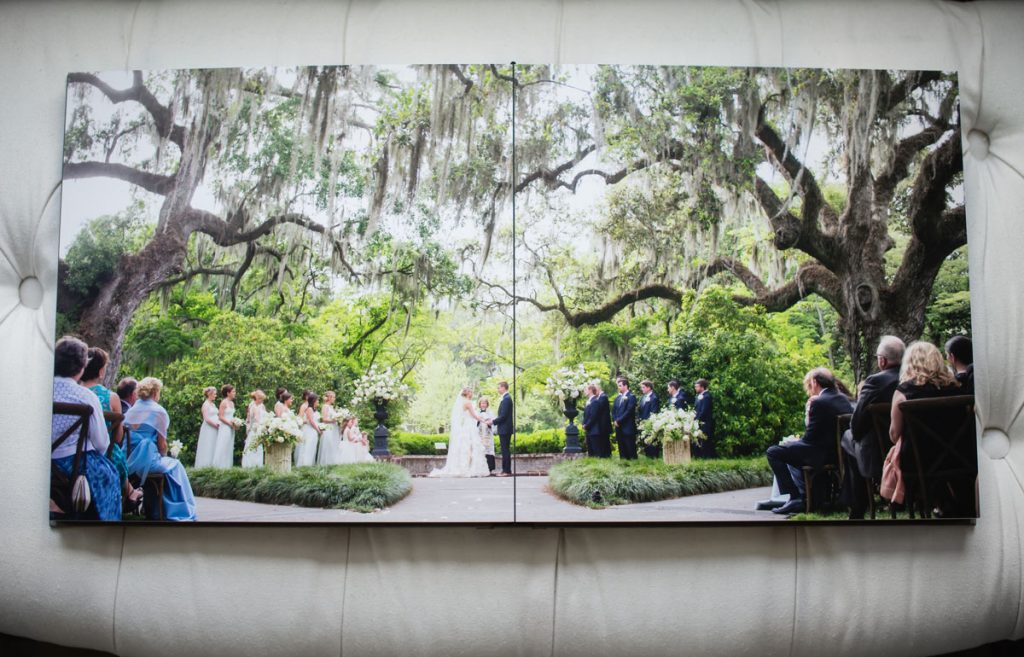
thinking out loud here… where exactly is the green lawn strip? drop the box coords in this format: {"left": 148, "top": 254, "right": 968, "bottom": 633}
{"left": 187, "top": 463, "right": 413, "bottom": 513}
{"left": 548, "top": 456, "right": 773, "bottom": 508}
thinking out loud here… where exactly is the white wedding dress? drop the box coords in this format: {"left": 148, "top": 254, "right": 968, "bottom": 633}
{"left": 428, "top": 397, "right": 490, "bottom": 478}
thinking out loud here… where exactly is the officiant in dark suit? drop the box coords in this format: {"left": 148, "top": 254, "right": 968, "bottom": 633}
{"left": 492, "top": 381, "right": 514, "bottom": 476}
{"left": 840, "top": 336, "right": 904, "bottom": 519}
{"left": 582, "top": 383, "right": 613, "bottom": 458}
{"left": 767, "top": 368, "right": 854, "bottom": 515}
{"left": 638, "top": 380, "right": 661, "bottom": 458}
{"left": 612, "top": 377, "right": 638, "bottom": 460}
{"left": 693, "top": 378, "right": 716, "bottom": 458}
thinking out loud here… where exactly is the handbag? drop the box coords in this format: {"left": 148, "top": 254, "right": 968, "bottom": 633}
{"left": 880, "top": 438, "right": 904, "bottom": 504}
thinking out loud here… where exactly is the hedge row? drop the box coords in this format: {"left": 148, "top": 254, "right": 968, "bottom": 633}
{"left": 388, "top": 429, "right": 567, "bottom": 455}
{"left": 187, "top": 462, "right": 412, "bottom": 513}
{"left": 547, "top": 456, "right": 773, "bottom": 508}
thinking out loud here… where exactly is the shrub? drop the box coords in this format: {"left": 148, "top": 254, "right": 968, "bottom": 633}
{"left": 187, "top": 462, "right": 412, "bottom": 513}
{"left": 388, "top": 428, "right": 569, "bottom": 455}
{"left": 548, "top": 456, "right": 772, "bottom": 507}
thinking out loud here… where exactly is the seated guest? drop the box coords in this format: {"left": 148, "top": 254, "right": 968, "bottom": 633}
{"left": 945, "top": 335, "right": 974, "bottom": 394}
{"left": 51, "top": 336, "right": 121, "bottom": 520}
{"left": 766, "top": 368, "right": 854, "bottom": 515}
{"left": 638, "top": 380, "right": 661, "bottom": 458}
{"left": 80, "top": 348, "right": 144, "bottom": 510}
{"left": 116, "top": 377, "right": 138, "bottom": 412}
{"left": 888, "top": 341, "right": 967, "bottom": 515}
{"left": 840, "top": 336, "right": 905, "bottom": 519}
{"left": 124, "top": 377, "right": 197, "bottom": 521}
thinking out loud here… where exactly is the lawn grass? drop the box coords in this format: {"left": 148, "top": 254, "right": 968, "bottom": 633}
{"left": 187, "top": 463, "right": 413, "bottom": 513}
{"left": 548, "top": 456, "right": 773, "bottom": 508}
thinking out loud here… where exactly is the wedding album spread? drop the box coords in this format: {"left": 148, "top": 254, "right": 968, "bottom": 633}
{"left": 51, "top": 64, "right": 975, "bottom": 525}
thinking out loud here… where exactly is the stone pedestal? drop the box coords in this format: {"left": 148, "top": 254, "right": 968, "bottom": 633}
{"left": 662, "top": 437, "right": 691, "bottom": 465}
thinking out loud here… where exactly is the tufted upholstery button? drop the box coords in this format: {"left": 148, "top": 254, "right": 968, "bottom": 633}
{"left": 967, "top": 129, "right": 990, "bottom": 160}
{"left": 18, "top": 276, "right": 43, "bottom": 309}
{"left": 981, "top": 428, "right": 1010, "bottom": 459}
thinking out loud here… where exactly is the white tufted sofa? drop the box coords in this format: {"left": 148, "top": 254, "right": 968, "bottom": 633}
{"left": 1, "top": 1, "right": 1022, "bottom": 655}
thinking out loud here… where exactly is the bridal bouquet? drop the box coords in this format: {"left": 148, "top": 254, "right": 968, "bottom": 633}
{"left": 246, "top": 413, "right": 304, "bottom": 452}
{"left": 352, "top": 365, "right": 410, "bottom": 405}
{"left": 168, "top": 439, "right": 184, "bottom": 459}
{"left": 544, "top": 365, "right": 595, "bottom": 404}
{"left": 640, "top": 407, "right": 705, "bottom": 447}
{"left": 229, "top": 417, "right": 246, "bottom": 430}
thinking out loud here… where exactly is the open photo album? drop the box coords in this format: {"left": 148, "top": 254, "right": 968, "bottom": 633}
{"left": 50, "top": 64, "right": 974, "bottom": 525}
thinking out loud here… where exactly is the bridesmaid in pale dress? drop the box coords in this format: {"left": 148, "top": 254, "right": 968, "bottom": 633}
{"left": 295, "top": 392, "right": 322, "bottom": 466}
{"left": 242, "top": 389, "right": 267, "bottom": 468}
{"left": 275, "top": 390, "right": 293, "bottom": 417}
{"left": 317, "top": 391, "right": 344, "bottom": 465}
{"left": 194, "top": 387, "right": 220, "bottom": 467}
{"left": 212, "top": 384, "right": 237, "bottom": 468}
{"left": 297, "top": 389, "right": 312, "bottom": 424}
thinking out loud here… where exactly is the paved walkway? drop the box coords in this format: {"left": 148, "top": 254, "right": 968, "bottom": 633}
{"left": 194, "top": 476, "right": 783, "bottom": 523}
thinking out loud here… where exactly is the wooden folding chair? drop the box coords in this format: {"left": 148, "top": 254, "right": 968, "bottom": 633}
{"left": 898, "top": 395, "right": 977, "bottom": 519}
{"left": 800, "top": 413, "right": 851, "bottom": 513}
{"left": 50, "top": 402, "right": 95, "bottom": 519}
{"left": 866, "top": 402, "right": 893, "bottom": 519}
{"left": 122, "top": 421, "right": 167, "bottom": 520}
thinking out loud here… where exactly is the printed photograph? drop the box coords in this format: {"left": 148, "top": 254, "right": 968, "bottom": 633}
{"left": 50, "top": 63, "right": 975, "bottom": 524}
{"left": 53, "top": 65, "right": 518, "bottom": 523}
{"left": 507, "top": 65, "right": 975, "bottom": 522}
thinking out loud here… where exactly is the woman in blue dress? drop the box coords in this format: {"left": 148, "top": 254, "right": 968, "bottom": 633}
{"left": 51, "top": 336, "right": 122, "bottom": 521}
{"left": 124, "top": 377, "right": 197, "bottom": 521}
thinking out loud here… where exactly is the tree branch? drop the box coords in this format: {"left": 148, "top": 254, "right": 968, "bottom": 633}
{"left": 68, "top": 71, "right": 185, "bottom": 149}
{"left": 907, "top": 129, "right": 963, "bottom": 243}
{"left": 63, "top": 161, "right": 176, "bottom": 195}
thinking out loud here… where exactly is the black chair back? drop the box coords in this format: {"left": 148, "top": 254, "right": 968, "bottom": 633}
{"left": 50, "top": 402, "right": 95, "bottom": 518}
{"left": 897, "top": 395, "right": 977, "bottom": 518}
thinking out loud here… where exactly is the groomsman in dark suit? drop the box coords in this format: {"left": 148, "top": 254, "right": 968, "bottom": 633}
{"left": 637, "top": 380, "right": 661, "bottom": 458}
{"left": 693, "top": 378, "right": 716, "bottom": 459}
{"left": 492, "top": 381, "right": 514, "bottom": 476}
{"left": 667, "top": 379, "right": 687, "bottom": 410}
{"left": 612, "top": 376, "right": 638, "bottom": 460}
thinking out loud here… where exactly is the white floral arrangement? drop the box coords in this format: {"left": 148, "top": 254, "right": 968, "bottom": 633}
{"left": 229, "top": 417, "right": 246, "bottom": 430}
{"left": 351, "top": 365, "right": 410, "bottom": 405}
{"left": 544, "top": 365, "right": 595, "bottom": 404}
{"left": 245, "top": 412, "right": 304, "bottom": 452}
{"left": 168, "top": 439, "right": 184, "bottom": 459}
{"left": 640, "top": 407, "right": 705, "bottom": 447}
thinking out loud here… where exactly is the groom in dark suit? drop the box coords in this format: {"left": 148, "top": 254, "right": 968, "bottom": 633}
{"left": 612, "top": 377, "right": 638, "bottom": 460}
{"left": 582, "top": 383, "right": 613, "bottom": 458}
{"left": 693, "top": 378, "right": 716, "bottom": 458}
{"left": 492, "top": 381, "right": 514, "bottom": 476}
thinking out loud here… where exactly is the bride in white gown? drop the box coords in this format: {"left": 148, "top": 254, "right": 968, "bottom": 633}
{"left": 428, "top": 387, "right": 491, "bottom": 478}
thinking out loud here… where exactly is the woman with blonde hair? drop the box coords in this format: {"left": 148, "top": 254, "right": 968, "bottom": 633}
{"left": 124, "top": 377, "right": 197, "bottom": 521}
{"left": 241, "top": 390, "right": 268, "bottom": 468}
{"left": 888, "top": 341, "right": 962, "bottom": 446}
{"left": 882, "top": 341, "right": 963, "bottom": 508}
{"left": 194, "top": 386, "right": 220, "bottom": 467}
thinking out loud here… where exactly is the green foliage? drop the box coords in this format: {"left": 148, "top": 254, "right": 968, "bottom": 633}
{"left": 63, "top": 210, "right": 149, "bottom": 299}
{"left": 627, "top": 287, "right": 815, "bottom": 457}
{"left": 548, "top": 456, "right": 772, "bottom": 507}
{"left": 187, "top": 463, "right": 412, "bottom": 512}
{"left": 388, "top": 429, "right": 566, "bottom": 456}
{"left": 159, "top": 312, "right": 338, "bottom": 459}
{"left": 922, "top": 250, "right": 971, "bottom": 345}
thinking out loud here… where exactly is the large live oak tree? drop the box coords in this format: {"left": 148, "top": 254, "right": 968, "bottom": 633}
{"left": 511, "top": 67, "right": 963, "bottom": 380}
